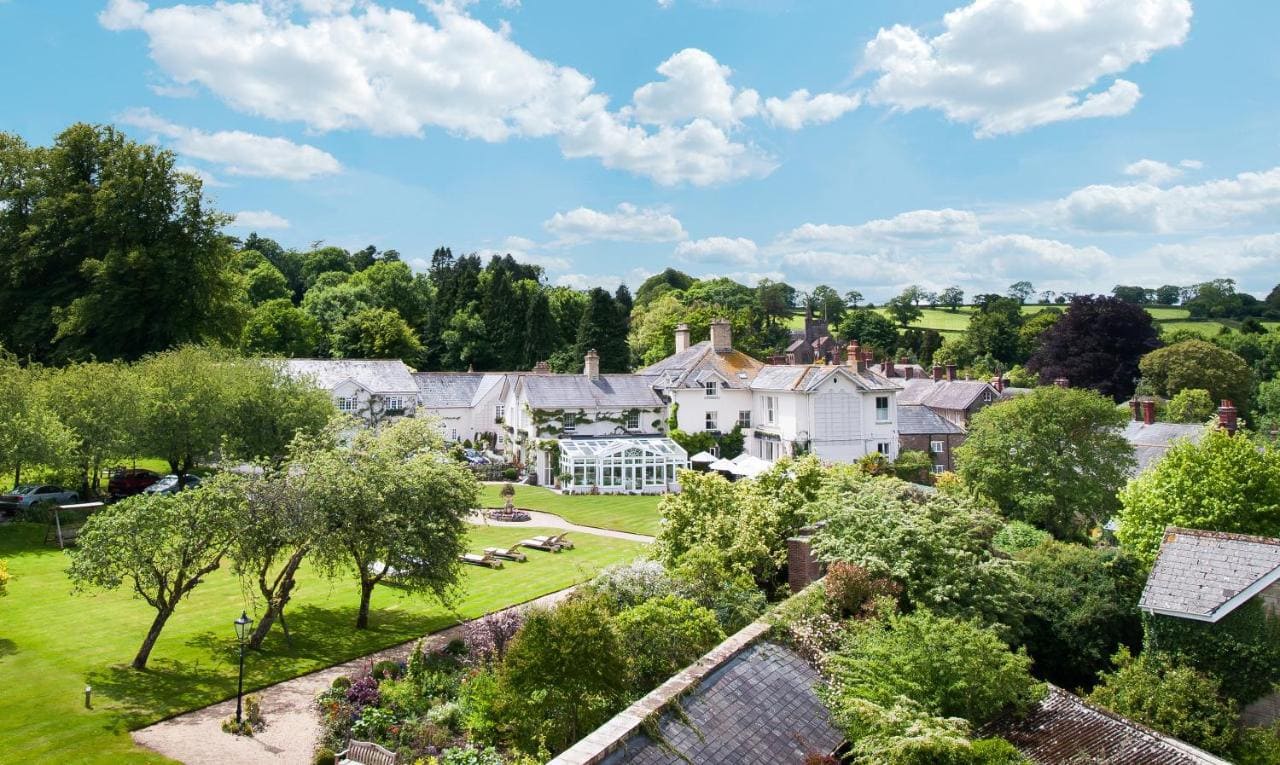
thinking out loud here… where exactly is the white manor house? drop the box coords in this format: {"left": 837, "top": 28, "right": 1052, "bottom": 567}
{"left": 283, "top": 320, "right": 907, "bottom": 494}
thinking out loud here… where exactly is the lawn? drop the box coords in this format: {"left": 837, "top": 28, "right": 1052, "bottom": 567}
{"left": 0, "top": 522, "right": 643, "bottom": 763}
{"left": 478, "top": 484, "right": 663, "bottom": 536}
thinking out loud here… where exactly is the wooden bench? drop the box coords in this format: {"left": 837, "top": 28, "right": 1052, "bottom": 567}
{"left": 338, "top": 739, "right": 397, "bottom": 765}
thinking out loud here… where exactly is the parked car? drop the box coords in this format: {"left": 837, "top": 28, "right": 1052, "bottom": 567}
{"left": 143, "top": 474, "right": 203, "bottom": 495}
{"left": 107, "top": 468, "right": 160, "bottom": 500}
{"left": 0, "top": 484, "right": 80, "bottom": 514}
{"left": 463, "top": 448, "right": 490, "bottom": 465}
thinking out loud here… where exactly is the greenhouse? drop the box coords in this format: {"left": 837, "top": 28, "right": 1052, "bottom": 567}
{"left": 558, "top": 437, "right": 690, "bottom": 494}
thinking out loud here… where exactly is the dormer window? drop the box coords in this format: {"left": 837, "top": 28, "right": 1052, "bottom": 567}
{"left": 704, "top": 381, "right": 718, "bottom": 398}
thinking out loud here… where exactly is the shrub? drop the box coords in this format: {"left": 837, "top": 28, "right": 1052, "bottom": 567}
{"left": 350, "top": 705, "right": 397, "bottom": 741}
{"left": 970, "top": 738, "right": 1029, "bottom": 764}
{"left": 1088, "top": 647, "right": 1238, "bottom": 755}
{"left": 823, "top": 562, "right": 901, "bottom": 618}
{"left": 444, "top": 638, "right": 468, "bottom": 657}
{"left": 1144, "top": 599, "right": 1280, "bottom": 704}
{"left": 670, "top": 546, "right": 767, "bottom": 632}
{"left": 378, "top": 677, "right": 431, "bottom": 718}
{"left": 312, "top": 747, "right": 336, "bottom": 765}
{"left": 584, "top": 560, "right": 677, "bottom": 612}
{"left": 465, "top": 610, "right": 524, "bottom": 664}
{"left": 1166, "top": 388, "right": 1215, "bottom": 423}
{"left": 502, "top": 467, "right": 518, "bottom": 481}
{"left": 372, "top": 659, "right": 402, "bottom": 680}
{"left": 244, "top": 694, "right": 265, "bottom": 729}
{"left": 457, "top": 667, "right": 501, "bottom": 746}
{"left": 991, "top": 521, "right": 1050, "bottom": 555}
{"left": 614, "top": 595, "right": 724, "bottom": 692}
{"left": 345, "top": 675, "right": 381, "bottom": 709}
{"left": 426, "top": 701, "right": 462, "bottom": 731}
{"left": 499, "top": 482, "right": 516, "bottom": 498}
{"left": 398, "top": 718, "right": 451, "bottom": 753}
{"left": 439, "top": 746, "right": 504, "bottom": 765}
{"left": 1235, "top": 723, "right": 1280, "bottom": 765}
{"left": 330, "top": 675, "right": 352, "bottom": 692}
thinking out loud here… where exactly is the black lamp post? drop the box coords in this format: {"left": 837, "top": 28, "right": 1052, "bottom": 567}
{"left": 233, "top": 611, "right": 254, "bottom": 724}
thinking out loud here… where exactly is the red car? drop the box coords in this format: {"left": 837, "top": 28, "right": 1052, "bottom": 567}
{"left": 107, "top": 468, "right": 160, "bottom": 500}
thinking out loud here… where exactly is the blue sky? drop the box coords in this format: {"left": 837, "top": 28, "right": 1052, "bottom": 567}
{"left": 2, "top": 0, "right": 1278, "bottom": 300}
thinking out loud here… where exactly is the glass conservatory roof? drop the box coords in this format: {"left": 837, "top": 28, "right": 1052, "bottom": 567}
{"left": 558, "top": 437, "right": 688, "bottom": 460}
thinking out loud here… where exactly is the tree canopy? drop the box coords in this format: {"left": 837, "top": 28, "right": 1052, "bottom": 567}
{"left": 1139, "top": 339, "right": 1253, "bottom": 411}
{"left": 1027, "top": 295, "right": 1161, "bottom": 401}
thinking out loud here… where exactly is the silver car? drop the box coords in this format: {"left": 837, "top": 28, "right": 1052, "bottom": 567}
{"left": 143, "top": 474, "right": 203, "bottom": 495}
{"left": 0, "top": 484, "right": 80, "bottom": 513}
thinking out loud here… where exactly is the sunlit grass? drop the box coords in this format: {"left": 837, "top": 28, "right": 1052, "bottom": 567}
{"left": 478, "top": 484, "right": 662, "bottom": 536}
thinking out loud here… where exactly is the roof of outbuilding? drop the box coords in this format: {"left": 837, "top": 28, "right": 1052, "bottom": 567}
{"left": 1138, "top": 527, "right": 1280, "bottom": 622}
{"left": 897, "top": 404, "right": 965, "bottom": 435}
{"left": 280, "top": 358, "right": 418, "bottom": 393}
{"left": 898, "top": 378, "right": 998, "bottom": 409}
{"left": 517, "top": 373, "right": 664, "bottom": 409}
{"left": 988, "top": 685, "right": 1231, "bottom": 764}
{"left": 641, "top": 341, "right": 765, "bottom": 390}
{"left": 749, "top": 364, "right": 900, "bottom": 393}
{"left": 1122, "top": 420, "right": 1208, "bottom": 475}
{"left": 413, "top": 372, "right": 505, "bottom": 408}
{"left": 598, "top": 641, "right": 842, "bottom": 765}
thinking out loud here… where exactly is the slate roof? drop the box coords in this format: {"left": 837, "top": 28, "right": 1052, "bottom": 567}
{"left": 281, "top": 359, "right": 418, "bottom": 393}
{"left": 988, "top": 685, "right": 1230, "bottom": 765}
{"left": 898, "top": 378, "right": 998, "bottom": 409}
{"left": 517, "top": 373, "right": 664, "bottom": 409}
{"left": 641, "top": 341, "right": 765, "bottom": 390}
{"left": 749, "top": 364, "right": 900, "bottom": 393}
{"left": 897, "top": 404, "right": 965, "bottom": 435}
{"left": 1122, "top": 420, "right": 1208, "bottom": 475}
{"left": 413, "top": 372, "right": 504, "bottom": 408}
{"left": 598, "top": 641, "right": 842, "bottom": 765}
{"left": 1138, "top": 527, "right": 1280, "bottom": 622}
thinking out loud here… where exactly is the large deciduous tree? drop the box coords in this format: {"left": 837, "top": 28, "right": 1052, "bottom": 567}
{"left": 67, "top": 474, "right": 245, "bottom": 669}
{"left": 241, "top": 298, "right": 323, "bottom": 357}
{"left": 135, "top": 346, "right": 235, "bottom": 488}
{"left": 957, "top": 386, "right": 1133, "bottom": 540}
{"left": 1027, "top": 295, "right": 1161, "bottom": 401}
{"left": 0, "top": 353, "right": 73, "bottom": 486}
{"left": 839, "top": 309, "right": 900, "bottom": 357}
{"left": 1117, "top": 429, "right": 1280, "bottom": 564}
{"left": 222, "top": 360, "right": 335, "bottom": 464}
{"left": 44, "top": 361, "right": 141, "bottom": 496}
{"left": 1139, "top": 339, "right": 1253, "bottom": 411}
{"left": 305, "top": 418, "right": 476, "bottom": 629}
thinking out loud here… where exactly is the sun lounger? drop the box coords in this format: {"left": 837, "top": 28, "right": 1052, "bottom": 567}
{"left": 484, "top": 545, "right": 527, "bottom": 562}
{"left": 530, "top": 532, "right": 574, "bottom": 550}
{"left": 519, "top": 537, "right": 562, "bottom": 552}
{"left": 459, "top": 552, "right": 503, "bottom": 569}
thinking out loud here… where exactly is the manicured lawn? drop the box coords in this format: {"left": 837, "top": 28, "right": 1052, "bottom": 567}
{"left": 479, "top": 484, "right": 663, "bottom": 536}
{"left": 1157, "top": 320, "right": 1226, "bottom": 337}
{"left": 0, "top": 522, "right": 642, "bottom": 763}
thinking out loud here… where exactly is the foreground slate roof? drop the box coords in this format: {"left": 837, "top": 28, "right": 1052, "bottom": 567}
{"left": 641, "top": 340, "right": 765, "bottom": 390}
{"left": 988, "top": 685, "right": 1230, "bottom": 764}
{"left": 281, "top": 358, "right": 418, "bottom": 392}
{"left": 1139, "top": 527, "right": 1280, "bottom": 622}
{"left": 897, "top": 378, "right": 998, "bottom": 409}
{"left": 1121, "top": 420, "right": 1208, "bottom": 475}
{"left": 897, "top": 404, "right": 964, "bottom": 435}
{"left": 749, "top": 364, "right": 900, "bottom": 393}
{"left": 598, "top": 641, "right": 841, "bottom": 765}
{"left": 517, "top": 373, "right": 664, "bottom": 409}
{"left": 413, "top": 372, "right": 503, "bottom": 407}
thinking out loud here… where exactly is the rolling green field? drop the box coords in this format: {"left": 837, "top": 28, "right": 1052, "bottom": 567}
{"left": 0, "top": 522, "right": 643, "bottom": 763}
{"left": 479, "top": 484, "right": 663, "bottom": 536}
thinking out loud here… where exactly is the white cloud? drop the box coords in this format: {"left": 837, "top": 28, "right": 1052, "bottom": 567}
{"left": 544, "top": 203, "right": 687, "bottom": 245}
{"left": 1123, "top": 159, "right": 1182, "bottom": 185}
{"left": 860, "top": 0, "right": 1191, "bottom": 136}
{"left": 955, "top": 234, "right": 1111, "bottom": 277}
{"left": 477, "top": 235, "right": 570, "bottom": 272}
{"left": 232, "top": 210, "right": 290, "bottom": 229}
{"left": 777, "top": 208, "right": 980, "bottom": 248}
{"left": 118, "top": 108, "right": 341, "bottom": 180}
{"left": 763, "top": 89, "right": 861, "bottom": 130}
{"left": 1140, "top": 234, "right": 1280, "bottom": 283}
{"left": 554, "top": 267, "right": 652, "bottom": 293}
{"left": 674, "top": 236, "right": 759, "bottom": 266}
{"left": 629, "top": 48, "right": 760, "bottom": 127}
{"left": 1058, "top": 166, "right": 1280, "bottom": 233}
{"left": 1180, "top": 159, "right": 1203, "bottom": 170}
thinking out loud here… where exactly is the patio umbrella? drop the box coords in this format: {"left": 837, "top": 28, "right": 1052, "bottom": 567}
{"left": 729, "top": 455, "right": 771, "bottom": 478}
{"left": 689, "top": 451, "right": 717, "bottom": 464}
{"left": 707, "top": 457, "right": 736, "bottom": 473}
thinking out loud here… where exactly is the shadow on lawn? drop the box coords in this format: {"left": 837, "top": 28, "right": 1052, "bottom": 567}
{"left": 88, "top": 659, "right": 236, "bottom": 730}
{"left": 0, "top": 638, "right": 16, "bottom": 658}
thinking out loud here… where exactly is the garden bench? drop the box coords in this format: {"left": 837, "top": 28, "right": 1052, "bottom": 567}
{"left": 459, "top": 552, "right": 504, "bottom": 569}
{"left": 338, "top": 739, "right": 397, "bottom": 765}
{"left": 484, "top": 545, "right": 527, "bottom": 562}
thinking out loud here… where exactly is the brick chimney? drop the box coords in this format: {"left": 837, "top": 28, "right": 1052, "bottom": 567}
{"left": 584, "top": 349, "right": 600, "bottom": 381}
{"left": 863, "top": 351, "right": 874, "bottom": 366}
{"left": 1141, "top": 399, "right": 1156, "bottom": 425}
{"left": 786, "top": 530, "right": 824, "bottom": 594}
{"left": 533, "top": 360, "right": 551, "bottom": 374}
{"left": 710, "top": 318, "right": 732, "bottom": 352}
{"left": 945, "top": 364, "right": 957, "bottom": 382}
{"left": 990, "top": 376, "right": 1004, "bottom": 393}
{"left": 884, "top": 358, "right": 896, "bottom": 377}
{"left": 1130, "top": 398, "right": 1142, "bottom": 421}
{"left": 1054, "top": 377, "right": 1069, "bottom": 388}
{"left": 1219, "top": 399, "right": 1239, "bottom": 435}
{"left": 674, "top": 323, "right": 691, "bottom": 354}
{"left": 904, "top": 365, "right": 914, "bottom": 380}
{"left": 846, "top": 341, "right": 860, "bottom": 366}
{"left": 932, "top": 365, "right": 944, "bottom": 382}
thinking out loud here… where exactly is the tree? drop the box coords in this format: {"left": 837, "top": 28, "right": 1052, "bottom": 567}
{"left": 0, "top": 124, "right": 247, "bottom": 363}
{"left": 575, "top": 287, "right": 630, "bottom": 372}
{"left": 521, "top": 289, "right": 559, "bottom": 368}
{"left": 1155, "top": 284, "right": 1182, "bottom": 306}
{"left": 966, "top": 300, "right": 1026, "bottom": 365}
{"left": 67, "top": 474, "right": 245, "bottom": 668}
{"left": 1165, "top": 388, "right": 1215, "bottom": 423}
{"left": 1027, "top": 295, "right": 1161, "bottom": 401}
{"left": 808, "top": 284, "right": 846, "bottom": 323}
{"left": 1017, "top": 309, "right": 1060, "bottom": 361}
{"left": 885, "top": 292, "right": 923, "bottom": 327}
{"left": 135, "top": 346, "right": 236, "bottom": 488}
{"left": 1139, "top": 340, "right": 1253, "bottom": 411}
{"left": 938, "top": 286, "right": 965, "bottom": 312}
{"left": 1111, "top": 285, "right": 1152, "bottom": 304}
{"left": 957, "top": 386, "right": 1133, "bottom": 540}
{"left": 1117, "top": 429, "right": 1280, "bottom": 565}
{"left": 809, "top": 478, "right": 1026, "bottom": 632}
{"left": 634, "top": 267, "right": 694, "bottom": 307}
{"left": 839, "top": 309, "right": 899, "bottom": 357}
{"left": 1145, "top": 598, "right": 1280, "bottom": 705}
{"left": 301, "top": 281, "right": 373, "bottom": 355}
{"left": 349, "top": 260, "right": 430, "bottom": 329}
{"left": 246, "top": 263, "right": 291, "bottom": 306}
{"left": 844, "top": 289, "right": 864, "bottom": 309}
{"left": 45, "top": 361, "right": 140, "bottom": 496}
{"left": 1088, "top": 647, "right": 1239, "bottom": 755}
{"left": 222, "top": 360, "right": 334, "bottom": 464}
{"left": 301, "top": 246, "right": 352, "bottom": 289}
{"left": 1015, "top": 542, "right": 1144, "bottom": 689}
{"left": 496, "top": 595, "right": 627, "bottom": 753}
{"left": 241, "top": 299, "right": 323, "bottom": 357}
{"left": 756, "top": 279, "right": 797, "bottom": 326}
{"left": 305, "top": 418, "right": 476, "bottom": 628}
{"left": 1007, "top": 281, "right": 1035, "bottom": 304}
{"left": 614, "top": 595, "right": 723, "bottom": 692}
{"left": 824, "top": 610, "right": 1041, "bottom": 726}
{"left": 331, "top": 307, "right": 423, "bottom": 361}
{"left": 0, "top": 355, "right": 74, "bottom": 486}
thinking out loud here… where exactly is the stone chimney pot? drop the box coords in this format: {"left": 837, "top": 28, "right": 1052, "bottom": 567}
{"left": 674, "top": 323, "right": 691, "bottom": 354}
{"left": 584, "top": 349, "right": 600, "bottom": 381}
{"left": 945, "top": 364, "right": 957, "bottom": 382}
{"left": 710, "top": 319, "right": 732, "bottom": 352}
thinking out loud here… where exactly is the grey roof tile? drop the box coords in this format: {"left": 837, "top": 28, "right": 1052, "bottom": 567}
{"left": 898, "top": 378, "right": 998, "bottom": 409}
{"left": 641, "top": 341, "right": 765, "bottom": 389}
{"left": 897, "top": 404, "right": 964, "bottom": 435}
{"left": 518, "top": 374, "right": 664, "bottom": 409}
{"left": 280, "top": 358, "right": 417, "bottom": 393}
{"left": 1139, "top": 527, "right": 1280, "bottom": 620}
{"left": 1122, "top": 421, "right": 1208, "bottom": 475}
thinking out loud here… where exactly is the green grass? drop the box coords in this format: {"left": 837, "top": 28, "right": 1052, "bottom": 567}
{"left": 1158, "top": 320, "right": 1226, "bottom": 337}
{"left": 479, "top": 484, "right": 663, "bottom": 536}
{"left": 0, "top": 522, "right": 643, "bottom": 763}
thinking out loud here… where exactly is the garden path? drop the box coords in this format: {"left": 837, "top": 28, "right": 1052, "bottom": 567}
{"left": 466, "top": 509, "right": 655, "bottom": 544}
{"left": 132, "top": 587, "right": 576, "bottom": 765}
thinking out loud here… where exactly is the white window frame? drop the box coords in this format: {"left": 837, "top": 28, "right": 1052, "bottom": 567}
{"left": 930, "top": 440, "right": 944, "bottom": 454}
{"left": 932, "top": 463, "right": 946, "bottom": 474}
{"left": 705, "top": 411, "right": 718, "bottom": 431}
{"left": 875, "top": 396, "right": 890, "bottom": 423}
{"left": 704, "top": 380, "right": 719, "bottom": 398}
{"left": 625, "top": 411, "right": 640, "bottom": 430}
{"left": 738, "top": 410, "right": 752, "bottom": 429}
{"left": 562, "top": 413, "right": 577, "bottom": 435}
{"left": 495, "top": 404, "right": 505, "bottom": 421}
{"left": 876, "top": 441, "right": 891, "bottom": 455}
{"left": 338, "top": 396, "right": 358, "bottom": 413}
{"left": 765, "top": 396, "right": 777, "bottom": 425}
{"left": 384, "top": 396, "right": 404, "bottom": 413}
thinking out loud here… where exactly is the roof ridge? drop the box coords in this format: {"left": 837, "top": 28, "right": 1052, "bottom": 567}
{"left": 1042, "top": 685, "right": 1231, "bottom": 763}
{"left": 1163, "top": 526, "right": 1280, "bottom": 547}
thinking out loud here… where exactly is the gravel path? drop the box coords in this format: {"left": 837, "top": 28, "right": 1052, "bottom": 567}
{"left": 132, "top": 512, "right": 649, "bottom": 764}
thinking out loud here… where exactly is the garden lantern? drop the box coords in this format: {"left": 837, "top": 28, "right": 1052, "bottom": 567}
{"left": 233, "top": 611, "right": 254, "bottom": 724}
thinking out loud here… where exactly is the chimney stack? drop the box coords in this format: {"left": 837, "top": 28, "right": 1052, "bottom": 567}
{"left": 945, "top": 364, "right": 957, "bottom": 382}
{"left": 932, "top": 365, "right": 944, "bottom": 382}
{"left": 846, "top": 341, "right": 860, "bottom": 366}
{"left": 1219, "top": 400, "right": 1239, "bottom": 435}
{"left": 1141, "top": 399, "right": 1156, "bottom": 425}
{"left": 1130, "top": 398, "right": 1142, "bottom": 422}
{"left": 904, "top": 365, "right": 914, "bottom": 380}
{"left": 584, "top": 349, "right": 600, "bottom": 381}
{"left": 863, "top": 351, "right": 875, "bottom": 366}
{"left": 1054, "top": 377, "right": 1069, "bottom": 388}
{"left": 674, "top": 323, "right": 691, "bottom": 354}
{"left": 884, "top": 358, "right": 896, "bottom": 377}
{"left": 533, "top": 360, "right": 551, "bottom": 374}
{"left": 991, "top": 376, "right": 1004, "bottom": 393}
{"left": 849, "top": 343, "right": 867, "bottom": 372}
{"left": 710, "top": 318, "right": 732, "bottom": 352}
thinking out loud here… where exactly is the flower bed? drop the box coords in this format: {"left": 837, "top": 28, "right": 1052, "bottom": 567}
{"left": 483, "top": 508, "right": 531, "bottom": 522}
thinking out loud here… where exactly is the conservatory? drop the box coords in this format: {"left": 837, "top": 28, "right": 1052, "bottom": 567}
{"left": 557, "top": 437, "right": 689, "bottom": 494}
